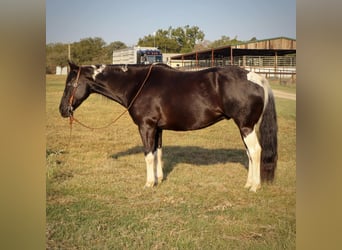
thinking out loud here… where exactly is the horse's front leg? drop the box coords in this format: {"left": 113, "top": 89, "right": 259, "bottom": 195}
{"left": 139, "top": 125, "right": 158, "bottom": 188}
{"left": 155, "top": 129, "right": 164, "bottom": 184}
{"left": 145, "top": 152, "right": 156, "bottom": 188}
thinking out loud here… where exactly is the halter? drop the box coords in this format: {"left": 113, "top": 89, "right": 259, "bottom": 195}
{"left": 68, "top": 66, "right": 82, "bottom": 110}
{"left": 68, "top": 63, "right": 155, "bottom": 130}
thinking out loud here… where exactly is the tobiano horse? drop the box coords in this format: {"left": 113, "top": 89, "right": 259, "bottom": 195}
{"left": 59, "top": 61, "right": 277, "bottom": 192}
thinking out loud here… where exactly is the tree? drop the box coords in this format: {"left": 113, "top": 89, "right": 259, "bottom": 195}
{"left": 103, "top": 41, "right": 127, "bottom": 64}
{"left": 138, "top": 27, "right": 178, "bottom": 53}
{"left": 194, "top": 40, "right": 211, "bottom": 51}
{"left": 70, "top": 37, "right": 107, "bottom": 64}
{"left": 209, "top": 35, "right": 244, "bottom": 48}
{"left": 46, "top": 43, "right": 69, "bottom": 73}
{"left": 137, "top": 34, "right": 156, "bottom": 48}
{"left": 108, "top": 41, "right": 127, "bottom": 51}
{"left": 172, "top": 25, "right": 205, "bottom": 53}
{"left": 138, "top": 25, "right": 205, "bottom": 53}
{"left": 46, "top": 38, "right": 128, "bottom": 73}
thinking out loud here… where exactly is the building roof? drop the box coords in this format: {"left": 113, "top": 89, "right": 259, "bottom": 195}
{"left": 171, "top": 37, "right": 296, "bottom": 60}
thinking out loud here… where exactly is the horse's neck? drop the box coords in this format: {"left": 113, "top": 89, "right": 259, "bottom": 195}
{"left": 91, "top": 69, "right": 145, "bottom": 108}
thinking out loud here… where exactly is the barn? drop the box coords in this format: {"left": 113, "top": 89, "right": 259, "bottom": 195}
{"left": 170, "top": 37, "right": 296, "bottom": 80}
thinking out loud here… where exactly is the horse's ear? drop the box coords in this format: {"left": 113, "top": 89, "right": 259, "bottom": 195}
{"left": 68, "top": 60, "right": 79, "bottom": 71}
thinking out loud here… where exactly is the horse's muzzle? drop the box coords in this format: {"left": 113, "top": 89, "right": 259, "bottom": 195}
{"left": 60, "top": 105, "right": 73, "bottom": 118}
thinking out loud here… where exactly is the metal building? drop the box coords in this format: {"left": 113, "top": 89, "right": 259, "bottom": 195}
{"left": 170, "top": 37, "right": 296, "bottom": 80}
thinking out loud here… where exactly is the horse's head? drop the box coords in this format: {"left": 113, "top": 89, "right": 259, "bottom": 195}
{"left": 59, "top": 61, "right": 96, "bottom": 118}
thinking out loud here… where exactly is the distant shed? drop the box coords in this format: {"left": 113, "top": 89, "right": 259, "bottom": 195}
{"left": 170, "top": 37, "right": 296, "bottom": 80}
{"left": 234, "top": 37, "right": 296, "bottom": 50}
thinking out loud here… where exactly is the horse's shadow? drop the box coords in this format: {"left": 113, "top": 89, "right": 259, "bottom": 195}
{"left": 111, "top": 145, "right": 248, "bottom": 179}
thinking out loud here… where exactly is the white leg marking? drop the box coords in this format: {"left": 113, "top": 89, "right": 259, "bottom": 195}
{"left": 155, "top": 148, "right": 163, "bottom": 183}
{"left": 145, "top": 152, "right": 156, "bottom": 187}
{"left": 243, "top": 129, "right": 262, "bottom": 192}
{"left": 244, "top": 149, "right": 253, "bottom": 189}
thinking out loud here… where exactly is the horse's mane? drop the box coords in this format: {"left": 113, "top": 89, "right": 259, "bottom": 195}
{"left": 103, "top": 63, "right": 178, "bottom": 73}
{"left": 92, "top": 63, "right": 235, "bottom": 75}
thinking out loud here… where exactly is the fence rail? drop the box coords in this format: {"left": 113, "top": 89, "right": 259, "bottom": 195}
{"left": 171, "top": 55, "right": 296, "bottom": 83}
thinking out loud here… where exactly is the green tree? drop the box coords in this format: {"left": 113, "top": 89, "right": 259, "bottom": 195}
{"left": 172, "top": 25, "right": 205, "bottom": 53}
{"left": 103, "top": 41, "right": 127, "bottom": 64}
{"left": 108, "top": 41, "right": 127, "bottom": 51}
{"left": 137, "top": 27, "right": 178, "bottom": 53}
{"left": 155, "top": 28, "right": 179, "bottom": 53}
{"left": 46, "top": 43, "right": 69, "bottom": 73}
{"left": 210, "top": 35, "right": 244, "bottom": 48}
{"left": 46, "top": 38, "right": 128, "bottom": 73}
{"left": 70, "top": 37, "right": 107, "bottom": 64}
{"left": 137, "top": 34, "right": 155, "bottom": 47}
{"left": 138, "top": 25, "right": 205, "bottom": 53}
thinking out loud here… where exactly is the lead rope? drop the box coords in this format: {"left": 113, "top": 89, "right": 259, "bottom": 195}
{"left": 66, "top": 64, "right": 154, "bottom": 153}
{"left": 69, "top": 63, "right": 155, "bottom": 131}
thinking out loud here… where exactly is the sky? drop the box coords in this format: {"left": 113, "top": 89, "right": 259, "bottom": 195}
{"left": 46, "top": 0, "right": 296, "bottom": 46}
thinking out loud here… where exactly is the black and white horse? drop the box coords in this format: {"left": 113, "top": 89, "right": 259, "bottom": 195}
{"left": 59, "top": 62, "right": 277, "bottom": 192}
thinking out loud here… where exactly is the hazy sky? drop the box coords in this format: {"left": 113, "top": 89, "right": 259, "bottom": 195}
{"left": 46, "top": 0, "right": 296, "bottom": 45}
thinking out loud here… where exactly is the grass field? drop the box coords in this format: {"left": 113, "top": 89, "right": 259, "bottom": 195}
{"left": 46, "top": 75, "right": 296, "bottom": 249}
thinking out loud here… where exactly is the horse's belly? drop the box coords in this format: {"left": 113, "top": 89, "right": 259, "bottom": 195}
{"left": 159, "top": 107, "right": 224, "bottom": 131}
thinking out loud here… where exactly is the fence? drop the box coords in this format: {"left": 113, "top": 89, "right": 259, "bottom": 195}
{"left": 171, "top": 55, "right": 296, "bottom": 82}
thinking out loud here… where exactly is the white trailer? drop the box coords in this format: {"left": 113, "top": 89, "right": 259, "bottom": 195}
{"left": 112, "top": 46, "right": 162, "bottom": 64}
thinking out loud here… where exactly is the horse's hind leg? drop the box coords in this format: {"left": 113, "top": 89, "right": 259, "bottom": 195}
{"left": 244, "top": 148, "right": 253, "bottom": 189}
{"left": 241, "top": 127, "right": 262, "bottom": 192}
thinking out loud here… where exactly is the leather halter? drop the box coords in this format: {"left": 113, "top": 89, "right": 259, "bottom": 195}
{"left": 68, "top": 67, "right": 82, "bottom": 110}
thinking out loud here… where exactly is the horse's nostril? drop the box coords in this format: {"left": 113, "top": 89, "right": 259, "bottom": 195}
{"left": 59, "top": 105, "right": 73, "bottom": 118}
{"left": 67, "top": 106, "right": 74, "bottom": 117}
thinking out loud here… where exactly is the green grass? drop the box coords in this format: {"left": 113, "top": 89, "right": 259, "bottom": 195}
{"left": 46, "top": 75, "right": 296, "bottom": 249}
{"left": 269, "top": 79, "right": 296, "bottom": 94}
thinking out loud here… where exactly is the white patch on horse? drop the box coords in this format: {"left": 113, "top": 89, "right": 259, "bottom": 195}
{"left": 243, "top": 129, "right": 261, "bottom": 192}
{"left": 120, "top": 65, "right": 128, "bottom": 72}
{"left": 91, "top": 64, "right": 106, "bottom": 80}
{"left": 145, "top": 152, "right": 155, "bottom": 187}
{"left": 244, "top": 148, "right": 253, "bottom": 189}
{"left": 155, "top": 148, "right": 163, "bottom": 183}
{"left": 247, "top": 71, "right": 264, "bottom": 87}
{"left": 247, "top": 71, "right": 269, "bottom": 117}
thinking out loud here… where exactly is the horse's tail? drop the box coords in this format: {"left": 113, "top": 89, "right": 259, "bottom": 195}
{"left": 258, "top": 77, "right": 278, "bottom": 182}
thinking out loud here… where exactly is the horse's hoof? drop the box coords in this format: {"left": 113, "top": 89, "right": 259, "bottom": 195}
{"left": 244, "top": 183, "right": 252, "bottom": 189}
{"left": 144, "top": 181, "right": 155, "bottom": 188}
{"left": 157, "top": 177, "right": 164, "bottom": 184}
{"left": 249, "top": 184, "right": 261, "bottom": 192}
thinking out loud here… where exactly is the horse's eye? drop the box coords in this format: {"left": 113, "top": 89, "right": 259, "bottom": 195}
{"left": 67, "top": 80, "right": 78, "bottom": 87}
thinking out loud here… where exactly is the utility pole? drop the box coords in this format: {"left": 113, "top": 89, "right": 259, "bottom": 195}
{"left": 67, "top": 43, "right": 71, "bottom": 74}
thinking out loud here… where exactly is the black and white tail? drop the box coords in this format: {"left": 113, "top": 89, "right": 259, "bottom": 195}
{"left": 259, "top": 78, "right": 278, "bottom": 182}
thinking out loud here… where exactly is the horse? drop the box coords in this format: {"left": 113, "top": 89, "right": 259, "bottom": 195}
{"left": 59, "top": 61, "right": 277, "bottom": 192}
